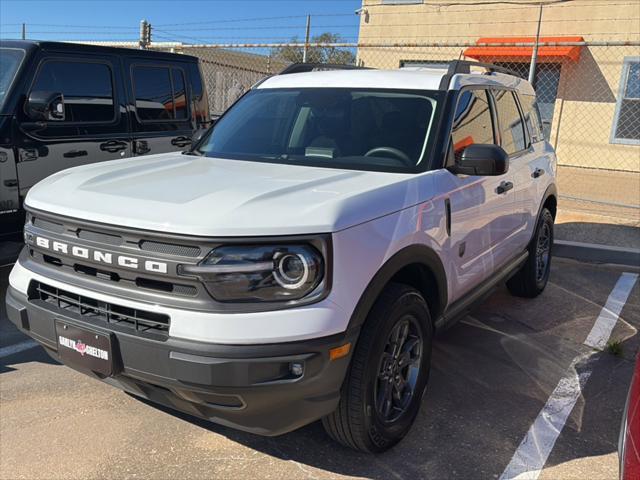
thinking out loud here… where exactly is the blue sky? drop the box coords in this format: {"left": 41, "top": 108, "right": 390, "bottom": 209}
{"left": 0, "top": 0, "right": 363, "bottom": 44}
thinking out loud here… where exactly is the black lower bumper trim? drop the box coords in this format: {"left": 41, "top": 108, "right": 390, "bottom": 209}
{"left": 6, "top": 285, "right": 358, "bottom": 436}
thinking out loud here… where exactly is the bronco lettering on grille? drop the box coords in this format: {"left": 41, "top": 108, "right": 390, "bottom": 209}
{"left": 32, "top": 236, "right": 168, "bottom": 274}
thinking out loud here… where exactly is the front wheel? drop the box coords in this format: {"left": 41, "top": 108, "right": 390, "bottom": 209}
{"left": 322, "top": 283, "right": 433, "bottom": 452}
{"left": 507, "top": 207, "right": 554, "bottom": 298}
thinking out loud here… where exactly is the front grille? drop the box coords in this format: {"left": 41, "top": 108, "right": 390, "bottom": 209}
{"left": 29, "top": 281, "right": 170, "bottom": 339}
{"left": 77, "top": 229, "right": 123, "bottom": 246}
{"left": 32, "top": 217, "right": 65, "bottom": 234}
{"left": 139, "top": 240, "right": 201, "bottom": 258}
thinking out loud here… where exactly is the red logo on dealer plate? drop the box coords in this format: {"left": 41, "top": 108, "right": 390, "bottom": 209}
{"left": 74, "top": 341, "right": 87, "bottom": 355}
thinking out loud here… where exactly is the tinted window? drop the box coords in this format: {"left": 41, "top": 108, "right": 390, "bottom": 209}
{"left": 519, "top": 94, "right": 544, "bottom": 144}
{"left": 493, "top": 90, "right": 527, "bottom": 154}
{"left": 133, "top": 66, "right": 189, "bottom": 121}
{"left": 133, "top": 66, "right": 173, "bottom": 121}
{"left": 31, "top": 60, "right": 114, "bottom": 122}
{"left": 197, "top": 88, "right": 440, "bottom": 171}
{"left": 0, "top": 48, "right": 25, "bottom": 112}
{"left": 451, "top": 89, "right": 494, "bottom": 161}
{"left": 495, "top": 62, "right": 560, "bottom": 140}
{"left": 172, "top": 69, "right": 187, "bottom": 119}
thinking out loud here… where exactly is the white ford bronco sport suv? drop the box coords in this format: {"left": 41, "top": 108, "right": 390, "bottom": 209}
{"left": 6, "top": 61, "right": 557, "bottom": 452}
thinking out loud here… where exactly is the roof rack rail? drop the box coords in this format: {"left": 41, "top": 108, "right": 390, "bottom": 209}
{"left": 438, "top": 60, "right": 521, "bottom": 89}
{"left": 279, "top": 63, "right": 369, "bottom": 75}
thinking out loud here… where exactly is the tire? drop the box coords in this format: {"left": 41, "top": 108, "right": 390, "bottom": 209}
{"left": 322, "top": 283, "right": 433, "bottom": 453}
{"left": 507, "top": 207, "right": 554, "bottom": 298}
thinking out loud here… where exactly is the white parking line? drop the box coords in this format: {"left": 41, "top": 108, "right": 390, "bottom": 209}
{"left": 500, "top": 272, "right": 639, "bottom": 480}
{"left": 584, "top": 273, "right": 639, "bottom": 350}
{"left": 0, "top": 339, "right": 39, "bottom": 359}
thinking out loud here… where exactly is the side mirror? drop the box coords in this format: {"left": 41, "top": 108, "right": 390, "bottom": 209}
{"left": 449, "top": 144, "right": 509, "bottom": 176}
{"left": 26, "top": 91, "right": 65, "bottom": 121}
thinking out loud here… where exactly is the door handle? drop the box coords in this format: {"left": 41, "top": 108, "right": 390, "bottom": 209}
{"left": 497, "top": 181, "right": 514, "bottom": 195}
{"left": 63, "top": 149, "right": 88, "bottom": 158}
{"left": 4, "top": 179, "right": 18, "bottom": 188}
{"left": 532, "top": 168, "right": 545, "bottom": 178}
{"left": 171, "top": 136, "right": 192, "bottom": 148}
{"left": 100, "top": 140, "right": 128, "bottom": 153}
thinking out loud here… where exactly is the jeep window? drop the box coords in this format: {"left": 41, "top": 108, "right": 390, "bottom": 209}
{"left": 492, "top": 90, "right": 527, "bottom": 154}
{"left": 450, "top": 89, "right": 495, "bottom": 162}
{"left": 195, "top": 88, "right": 441, "bottom": 171}
{"left": 0, "top": 48, "right": 24, "bottom": 112}
{"left": 31, "top": 60, "right": 114, "bottom": 123}
{"left": 132, "top": 66, "right": 188, "bottom": 121}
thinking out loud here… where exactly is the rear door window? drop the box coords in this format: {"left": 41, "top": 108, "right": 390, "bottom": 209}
{"left": 492, "top": 90, "right": 527, "bottom": 154}
{"left": 31, "top": 60, "right": 114, "bottom": 123}
{"left": 518, "top": 93, "right": 545, "bottom": 143}
{"left": 132, "top": 65, "right": 189, "bottom": 121}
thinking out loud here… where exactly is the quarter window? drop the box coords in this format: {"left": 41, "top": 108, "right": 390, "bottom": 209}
{"left": 132, "top": 66, "right": 188, "bottom": 121}
{"left": 518, "top": 94, "right": 544, "bottom": 144}
{"left": 31, "top": 60, "right": 114, "bottom": 123}
{"left": 450, "top": 89, "right": 495, "bottom": 161}
{"left": 611, "top": 58, "right": 640, "bottom": 144}
{"left": 492, "top": 90, "right": 527, "bottom": 155}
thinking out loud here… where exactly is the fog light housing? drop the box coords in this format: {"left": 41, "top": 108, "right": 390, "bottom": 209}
{"left": 290, "top": 362, "right": 304, "bottom": 377}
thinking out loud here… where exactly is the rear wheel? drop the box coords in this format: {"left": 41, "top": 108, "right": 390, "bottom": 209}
{"left": 322, "top": 283, "right": 433, "bottom": 452}
{"left": 507, "top": 207, "right": 554, "bottom": 298}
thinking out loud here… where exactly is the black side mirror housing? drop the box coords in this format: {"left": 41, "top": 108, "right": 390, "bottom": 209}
{"left": 449, "top": 144, "right": 509, "bottom": 176}
{"left": 26, "top": 91, "right": 65, "bottom": 121}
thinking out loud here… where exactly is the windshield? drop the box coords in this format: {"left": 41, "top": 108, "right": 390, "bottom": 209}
{"left": 195, "top": 88, "right": 441, "bottom": 171}
{"left": 0, "top": 48, "right": 25, "bottom": 111}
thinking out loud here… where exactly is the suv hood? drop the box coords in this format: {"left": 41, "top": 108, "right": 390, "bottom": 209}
{"left": 25, "top": 153, "right": 430, "bottom": 236}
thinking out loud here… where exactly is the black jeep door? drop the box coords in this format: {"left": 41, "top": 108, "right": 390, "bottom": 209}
{"left": 0, "top": 116, "right": 21, "bottom": 238}
{"left": 15, "top": 53, "right": 131, "bottom": 195}
{"left": 125, "top": 59, "right": 194, "bottom": 155}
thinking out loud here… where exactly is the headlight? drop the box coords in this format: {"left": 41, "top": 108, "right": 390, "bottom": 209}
{"left": 179, "top": 243, "right": 326, "bottom": 303}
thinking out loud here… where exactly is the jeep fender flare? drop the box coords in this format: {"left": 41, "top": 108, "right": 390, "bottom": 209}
{"left": 346, "top": 244, "right": 448, "bottom": 331}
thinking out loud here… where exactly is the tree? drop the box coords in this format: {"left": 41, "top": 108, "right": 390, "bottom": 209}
{"left": 271, "top": 32, "right": 356, "bottom": 65}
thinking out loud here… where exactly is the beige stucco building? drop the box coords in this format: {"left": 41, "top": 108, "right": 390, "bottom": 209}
{"left": 356, "top": 0, "right": 640, "bottom": 173}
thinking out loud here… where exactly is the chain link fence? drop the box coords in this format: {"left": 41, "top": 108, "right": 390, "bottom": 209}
{"left": 154, "top": 40, "right": 639, "bottom": 215}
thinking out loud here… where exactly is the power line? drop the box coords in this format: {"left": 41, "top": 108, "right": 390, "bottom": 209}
{"left": 156, "top": 12, "right": 354, "bottom": 27}
{"left": 157, "top": 24, "right": 356, "bottom": 32}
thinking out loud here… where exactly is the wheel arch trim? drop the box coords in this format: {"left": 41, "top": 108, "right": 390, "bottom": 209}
{"left": 346, "top": 244, "right": 448, "bottom": 331}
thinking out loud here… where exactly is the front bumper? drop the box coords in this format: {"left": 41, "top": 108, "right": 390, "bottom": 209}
{"left": 6, "top": 284, "right": 358, "bottom": 436}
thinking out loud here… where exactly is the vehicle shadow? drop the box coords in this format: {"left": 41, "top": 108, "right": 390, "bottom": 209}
{"left": 0, "top": 345, "right": 59, "bottom": 374}
{"left": 128, "top": 278, "right": 637, "bottom": 479}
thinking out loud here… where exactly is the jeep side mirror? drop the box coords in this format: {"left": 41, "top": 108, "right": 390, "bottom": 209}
{"left": 26, "top": 91, "right": 65, "bottom": 121}
{"left": 449, "top": 144, "right": 509, "bottom": 176}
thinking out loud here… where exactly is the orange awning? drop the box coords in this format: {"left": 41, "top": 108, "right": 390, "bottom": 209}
{"left": 464, "top": 36, "right": 584, "bottom": 62}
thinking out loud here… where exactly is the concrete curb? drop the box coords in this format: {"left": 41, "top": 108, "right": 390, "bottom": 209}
{"left": 554, "top": 240, "right": 640, "bottom": 267}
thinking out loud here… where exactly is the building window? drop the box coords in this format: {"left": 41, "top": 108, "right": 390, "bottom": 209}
{"left": 611, "top": 57, "right": 640, "bottom": 145}
{"left": 400, "top": 60, "right": 451, "bottom": 70}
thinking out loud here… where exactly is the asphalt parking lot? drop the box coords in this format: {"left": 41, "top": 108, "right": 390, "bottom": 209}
{"left": 1, "top": 257, "right": 639, "bottom": 480}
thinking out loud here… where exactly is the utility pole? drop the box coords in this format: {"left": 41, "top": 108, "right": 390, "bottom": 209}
{"left": 302, "top": 15, "right": 311, "bottom": 63}
{"left": 21, "top": 23, "right": 26, "bottom": 40}
{"left": 139, "top": 19, "right": 150, "bottom": 49}
{"left": 528, "top": 3, "right": 543, "bottom": 86}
